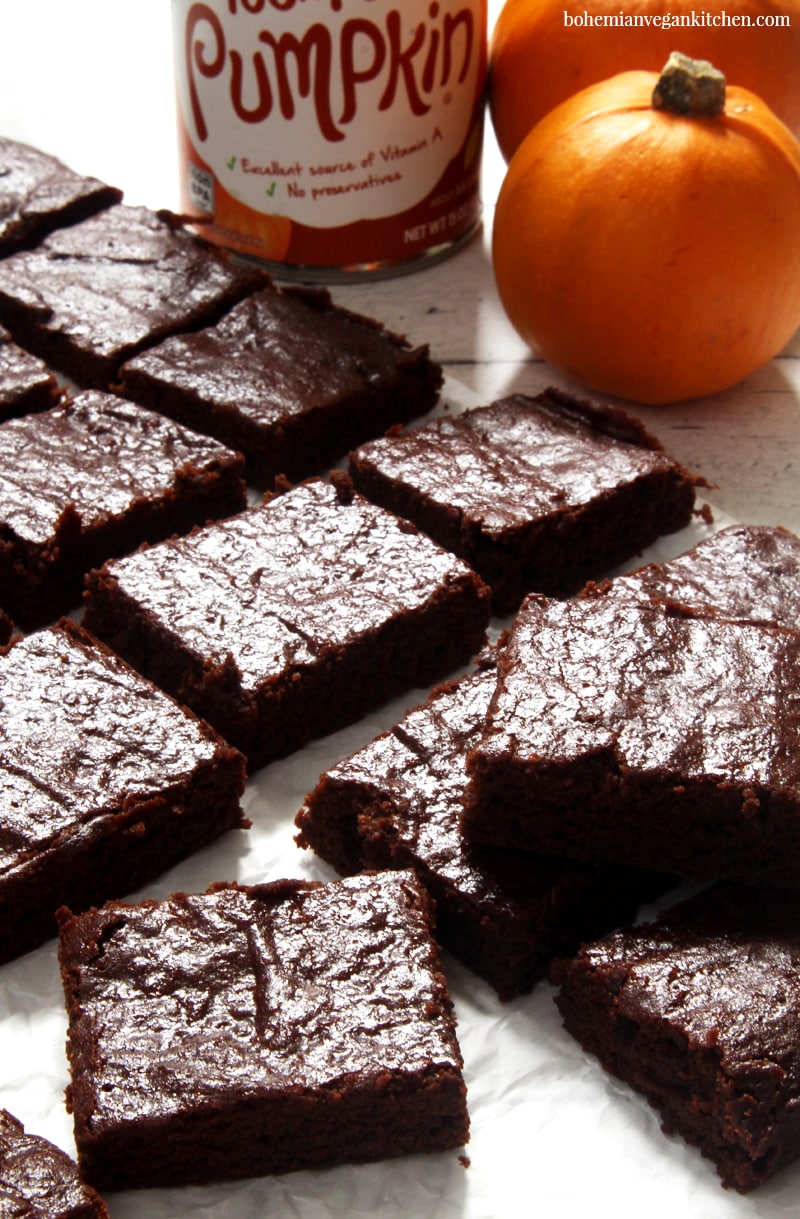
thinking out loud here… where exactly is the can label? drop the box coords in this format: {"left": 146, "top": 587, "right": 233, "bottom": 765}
{"left": 171, "top": 0, "right": 486, "bottom": 277}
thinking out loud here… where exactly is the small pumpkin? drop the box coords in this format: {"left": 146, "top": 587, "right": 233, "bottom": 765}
{"left": 491, "top": 53, "right": 800, "bottom": 405}
{"left": 489, "top": 0, "right": 800, "bottom": 161}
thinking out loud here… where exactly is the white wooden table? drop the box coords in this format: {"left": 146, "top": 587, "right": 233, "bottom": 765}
{"left": 1, "top": 6, "right": 800, "bottom": 1219}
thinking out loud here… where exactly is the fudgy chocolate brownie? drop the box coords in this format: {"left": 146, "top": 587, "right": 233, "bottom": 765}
{"left": 0, "top": 1107, "right": 108, "bottom": 1218}
{"left": 463, "top": 583, "right": 800, "bottom": 887}
{"left": 58, "top": 870, "right": 469, "bottom": 1191}
{"left": 120, "top": 283, "right": 443, "bottom": 488}
{"left": 0, "top": 618, "right": 246, "bottom": 962}
{"left": 0, "top": 204, "right": 266, "bottom": 388}
{"left": 0, "top": 137, "right": 121, "bottom": 256}
{"left": 0, "top": 389, "right": 247, "bottom": 629}
{"left": 83, "top": 476, "right": 491, "bottom": 770}
{"left": 607, "top": 523, "right": 800, "bottom": 629}
{"left": 348, "top": 389, "right": 699, "bottom": 614}
{"left": 0, "top": 323, "right": 62, "bottom": 420}
{"left": 297, "top": 649, "right": 671, "bottom": 1000}
{"left": 551, "top": 883, "right": 800, "bottom": 1193}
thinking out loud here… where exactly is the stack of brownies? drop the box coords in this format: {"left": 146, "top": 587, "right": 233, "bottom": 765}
{"left": 2, "top": 133, "right": 800, "bottom": 1208}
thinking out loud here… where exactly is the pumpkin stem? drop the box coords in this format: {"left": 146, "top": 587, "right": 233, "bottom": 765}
{"left": 652, "top": 51, "right": 726, "bottom": 117}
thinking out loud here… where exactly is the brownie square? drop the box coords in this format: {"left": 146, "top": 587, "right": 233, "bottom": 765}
{"left": 58, "top": 870, "right": 469, "bottom": 1191}
{"left": 463, "top": 584, "right": 800, "bottom": 888}
{"left": 120, "top": 283, "right": 443, "bottom": 488}
{"left": 297, "top": 648, "right": 671, "bottom": 1000}
{"left": 348, "top": 389, "right": 699, "bottom": 614}
{"left": 0, "top": 137, "right": 121, "bottom": 257}
{"left": 0, "top": 203, "right": 266, "bottom": 388}
{"left": 609, "top": 522, "right": 800, "bottom": 629}
{"left": 0, "top": 1107, "right": 108, "bottom": 1218}
{"left": 83, "top": 476, "right": 491, "bottom": 770}
{"left": 551, "top": 883, "right": 800, "bottom": 1193}
{"left": 0, "top": 323, "right": 62, "bottom": 420}
{"left": 0, "top": 618, "right": 246, "bottom": 962}
{"left": 0, "top": 389, "right": 247, "bottom": 630}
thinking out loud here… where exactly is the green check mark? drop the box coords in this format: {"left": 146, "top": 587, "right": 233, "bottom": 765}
{"left": 266, "top": 182, "right": 277, "bottom": 197}
{"left": 227, "top": 155, "right": 236, "bottom": 170}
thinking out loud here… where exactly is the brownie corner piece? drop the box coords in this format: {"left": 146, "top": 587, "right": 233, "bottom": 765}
{"left": 83, "top": 478, "right": 491, "bottom": 768}
{"left": 0, "top": 618, "right": 247, "bottom": 961}
{"left": 58, "top": 869, "right": 468, "bottom": 1191}
{"left": 0, "top": 323, "right": 63, "bottom": 420}
{"left": 349, "top": 387, "right": 699, "bottom": 614}
{"left": 120, "top": 282, "right": 443, "bottom": 487}
{"left": 0, "top": 1107, "right": 109, "bottom": 1218}
{"left": 0, "top": 136, "right": 122, "bottom": 257}
{"left": 0, "top": 203, "right": 267, "bottom": 387}
{"left": 0, "top": 607, "right": 14, "bottom": 647}
{"left": 615, "top": 522, "right": 800, "bottom": 631}
{"left": 0, "top": 388, "right": 248, "bottom": 629}
{"left": 550, "top": 883, "right": 800, "bottom": 1193}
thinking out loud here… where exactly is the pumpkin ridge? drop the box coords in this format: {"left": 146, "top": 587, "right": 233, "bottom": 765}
{"left": 719, "top": 94, "right": 800, "bottom": 181}
{"left": 509, "top": 74, "right": 659, "bottom": 165}
{"left": 492, "top": 55, "right": 800, "bottom": 405}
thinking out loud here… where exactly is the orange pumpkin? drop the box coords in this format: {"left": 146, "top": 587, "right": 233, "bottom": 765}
{"left": 491, "top": 54, "right": 800, "bottom": 405}
{"left": 489, "top": 0, "right": 800, "bottom": 161}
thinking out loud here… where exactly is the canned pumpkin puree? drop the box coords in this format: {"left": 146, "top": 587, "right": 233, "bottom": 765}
{"left": 171, "top": 0, "right": 487, "bottom": 281}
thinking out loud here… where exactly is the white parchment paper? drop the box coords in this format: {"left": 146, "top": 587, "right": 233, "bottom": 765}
{"left": 4, "top": 379, "right": 793, "bottom": 1219}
